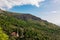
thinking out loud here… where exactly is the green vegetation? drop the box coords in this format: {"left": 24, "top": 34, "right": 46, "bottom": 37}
{"left": 0, "top": 10, "right": 60, "bottom": 40}
{"left": 0, "top": 27, "right": 9, "bottom": 40}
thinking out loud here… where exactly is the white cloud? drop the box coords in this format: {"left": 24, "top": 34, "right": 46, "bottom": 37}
{"left": 51, "top": 11, "right": 57, "bottom": 13}
{"left": 47, "top": 11, "right": 60, "bottom": 25}
{"left": 45, "top": 0, "right": 60, "bottom": 25}
{"left": 53, "top": 0, "right": 60, "bottom": 3}
{"left": 37, "top": 0, "right": 60, "bottom": 25}
{"left": 0, "top": 0, "right": 45, "bottom": 10}
{"left": 40, "top": 11, "right": 60, "bottom": 25}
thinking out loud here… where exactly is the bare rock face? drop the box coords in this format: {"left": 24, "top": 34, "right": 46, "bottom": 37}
{"left": 0, "top": 9, "right": 2, "bottom": 13}
{"left": 0, "top": 9, "right": 5, "bottom": 13}
{"left": 12, "top": 14, "right": 42, "bottom": 21}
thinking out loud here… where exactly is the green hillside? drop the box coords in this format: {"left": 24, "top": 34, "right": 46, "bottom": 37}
{"left": 0, "top": 9, "right": 60, "bottom": 40}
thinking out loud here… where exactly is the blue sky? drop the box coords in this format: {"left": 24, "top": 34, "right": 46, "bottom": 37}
{"left": 0, "top": 0, "right": 60, "bottom": 25}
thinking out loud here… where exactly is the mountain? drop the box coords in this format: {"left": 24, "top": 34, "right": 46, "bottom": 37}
{"left": 0, "top": 9, "right": 60, "bottom": 40}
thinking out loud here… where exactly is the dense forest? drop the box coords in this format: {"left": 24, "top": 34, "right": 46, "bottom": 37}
{"left": 0, "top": 9, "right": 60, "bottom": 40}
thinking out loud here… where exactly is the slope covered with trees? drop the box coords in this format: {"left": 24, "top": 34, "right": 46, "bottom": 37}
{"left": 0, "top": 9, "right": 60, "bottom": 40}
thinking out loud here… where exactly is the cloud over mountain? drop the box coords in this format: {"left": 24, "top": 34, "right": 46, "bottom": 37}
{"left": 0, "top": 0, "right": 45, "bottom": 10}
